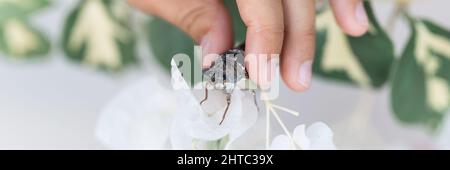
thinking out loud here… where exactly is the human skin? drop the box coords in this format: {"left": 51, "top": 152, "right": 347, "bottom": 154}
{"left": 129, "top": 0, "right": 368, "bottom": 92}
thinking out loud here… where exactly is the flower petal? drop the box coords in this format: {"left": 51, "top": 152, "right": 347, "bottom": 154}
{"left": 171, "top": 59, "right": 190, "bottom": 90}
{"left": 226, "top": 117, "right": 266, "bottom": 150}
{"left": 96, "top": 78, "right": 175, "bottom": 149}
{"left": 270, "top": 135, "right": 293, "bottom": 150}
{"left": 225, "top": 91, "right": 259, "bottom": 149}
{"left": 169, "top": 84, "right": 205, "bottom": 149}
{"left": 170, "top": 115, "right": 195, "bottom": 149}
{"left": 187, "top": 88, "right": 244, "bottom": 140}
{"left": 305, "top": 122, "right": 336, "bottom": 150}
{"left": 293, "top": 124, "right": 311, "bottom": 150}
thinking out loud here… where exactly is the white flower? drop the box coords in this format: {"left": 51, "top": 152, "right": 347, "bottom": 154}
{"left": 170, "top": 59, "right": 258, "bottom": 149}
{"left": 270, "top": 122, "right": 336, "bottom": 150}
{"left": 96, "top": 78, "right": 176, "bottom": 149}
{"left": 95, "top": 59, "right": 258, "bottom": 150}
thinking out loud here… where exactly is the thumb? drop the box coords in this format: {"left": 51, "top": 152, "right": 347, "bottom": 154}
{"left": 128, "top": 0, "right": 233, "bottom": 67}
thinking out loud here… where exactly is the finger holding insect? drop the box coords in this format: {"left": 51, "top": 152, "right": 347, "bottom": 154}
{"left": 127, "top": 0, "right": 233, "bottom": 68}
{"left": 236, "top": 0, "right": 284, "bottom": 88}
{"left": 281, "top": 0, "right": 316, "bottom": 92}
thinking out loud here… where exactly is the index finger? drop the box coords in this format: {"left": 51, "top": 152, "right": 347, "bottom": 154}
{"left": 236, "top": 0, "right": 284, "bottom": 87}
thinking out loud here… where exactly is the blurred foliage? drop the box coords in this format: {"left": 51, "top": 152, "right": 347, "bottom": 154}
{"left": 147, "top": 18, "right": 194, "bottom": 72}
{"left": 392, "top": 18, "right": 450, "bottom": 130}
{"left": 62, "top": 0, "right": 136, "bottom": 72}
{"left": 314, "top": 2, "right": 395, "bottom": 88}
{"left": 0, "top": 0, "right": 50, "bottom": 58}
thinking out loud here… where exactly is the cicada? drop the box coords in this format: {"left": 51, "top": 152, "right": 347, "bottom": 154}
{"left": 201, "top": 44, "right": 259, "bottom": 125}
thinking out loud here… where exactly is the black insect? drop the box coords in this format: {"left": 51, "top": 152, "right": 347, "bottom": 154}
{"left": 201, "top": 44, "right": 259, "bottom": 125}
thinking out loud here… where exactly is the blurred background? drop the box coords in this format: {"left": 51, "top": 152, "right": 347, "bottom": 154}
{"left": 0, "top": 0, "right": 449, "bottom": 149}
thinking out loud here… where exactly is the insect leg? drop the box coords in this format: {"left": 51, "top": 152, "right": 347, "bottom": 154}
{"left": 251, "top": 90, "right": 260, "bottom": 113}
{"left": 219, "top": 94, "right": 231, "bottom": 125}
{"left": 199, "top": 86, "right": 208, "bottom": 105}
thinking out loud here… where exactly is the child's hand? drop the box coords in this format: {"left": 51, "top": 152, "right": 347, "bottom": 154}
{"left": 129, "top": 0, "right": 369, "bottom": 92}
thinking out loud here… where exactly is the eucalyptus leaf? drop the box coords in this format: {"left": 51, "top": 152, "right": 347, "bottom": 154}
{"left": 0, "top": 0, "right": 50, "bottom": 58}
{"left": 391, "top": 19, "right": 450, "bottom": 130}
{"left": 0, "top": 18, "right": 49, "bottom": 58}
{"left": 314, "top": 1, "right": 395, "bottom": 88}
{"left": 62, "top": 0, "right": 136, "bottom": 72}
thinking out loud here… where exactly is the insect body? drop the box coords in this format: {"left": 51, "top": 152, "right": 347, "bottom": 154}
{"left": 201, "top": 44, "right": 258, "bottom": 125}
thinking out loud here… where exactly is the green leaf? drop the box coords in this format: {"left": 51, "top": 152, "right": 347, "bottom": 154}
{"left": 147, "top": 18, "right": 195, "bottom": 72}
{"left": 0, "top": 18, "right": 50, "bottom": 58}
{"left": 314, "top": 1, "right": 395, "bottom": 88}
{"left": 391, "top": 19, "right": 450, "bottom": 130}
{"left": 0, "top": 0, "right": 50, "bottom": 58}
{"left": 0, "top": 0, "right": 50, "bottom": 21}
{"left": 62, "top": 0, "right": 136, "bottom": 72}
{"left": 223, "top": 0, "right": 246, "bottom": 44}
{"left": 147, "top": 1, "right": 246, "bottom": 72}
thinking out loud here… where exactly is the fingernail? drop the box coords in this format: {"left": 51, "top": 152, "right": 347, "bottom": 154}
{"left": 254, "top": 60, "right": 271, "bottom": 90}
{"left": 266, "top": 59, "right": 274, "bottom": 83}
{"left": 298, "top": 60, "right": 313, "bottom": 88}
{"left": 201, "top": 34, "right": 210, "bottom": 55}
{"left": 200, "top": 35, "right": 212, "bottom": 68}
{"left": 355, "top": 1, "right": 369, "bottom": 27}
